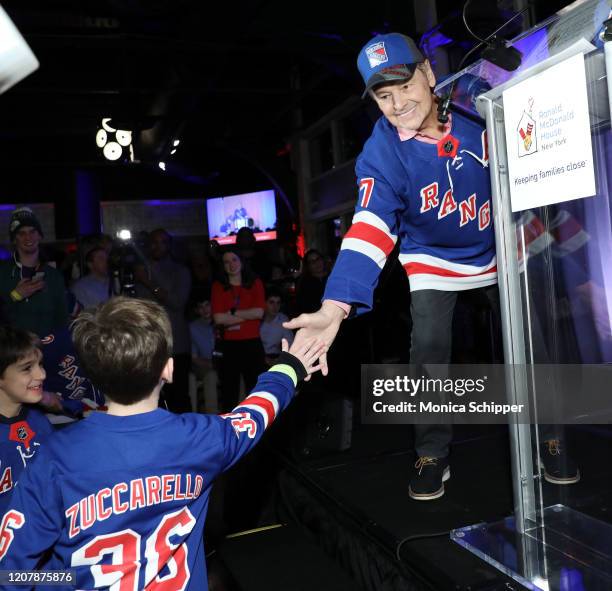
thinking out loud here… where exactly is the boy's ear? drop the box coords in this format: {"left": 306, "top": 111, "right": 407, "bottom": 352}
{"left": 161, "top": 357, "right": 174, "bottom": 384}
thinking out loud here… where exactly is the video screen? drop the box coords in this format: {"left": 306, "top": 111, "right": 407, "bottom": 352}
{"left": 206, "top": 189, "right": 277, "bottom": 245}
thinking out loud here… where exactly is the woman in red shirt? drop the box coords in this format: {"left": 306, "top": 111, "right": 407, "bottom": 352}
{"left": 211, "top": 249, "right": 265, "bottom": 411}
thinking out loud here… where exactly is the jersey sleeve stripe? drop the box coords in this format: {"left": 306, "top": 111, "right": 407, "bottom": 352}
{"left": 235, "top": 393, "right": 279, "bottom": 428}
{"left": 352, "top": 210, "right": 396, "bottom": 238}
{"left": 344, "top": 222, "right": 396, "bottom": 256}
{"left": 340, "top": 238, "right": 388, "bottom": 269}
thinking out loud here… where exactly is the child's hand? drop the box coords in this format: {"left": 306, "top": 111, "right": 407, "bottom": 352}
{"left": 282, "top": 337, "right": 327, "bottom": 376}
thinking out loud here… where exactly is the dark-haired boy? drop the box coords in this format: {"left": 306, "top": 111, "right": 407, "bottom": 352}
{"left": 0, "top": 326, "right": 52, "bottom": 515}
{"left": 0, "top": 297, "right": 324, "bottom": 590}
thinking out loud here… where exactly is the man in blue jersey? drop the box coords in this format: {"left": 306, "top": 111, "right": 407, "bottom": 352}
{"left": 288, "top": 33, "right": 581, "bottom": 498}
{"left": 0, "top": 297, "right": 325, "bottom": 590}
{"left": 0, "top": 326, "right": 53, "bottom": 516}
{"left": 286, "top": 32, "right": 501, "bottom": 501}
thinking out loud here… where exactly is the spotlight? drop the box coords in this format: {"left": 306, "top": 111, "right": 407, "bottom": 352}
{"left": 173, "top": 139, "right": 180, "bottom": 147}
{"left": 95, "top": 129, "right": 107, "bottom": 148}
{"left": 170, "top": 149, "right": 177, "bottom": 155}
{"left": 96, "top": 118, "right": 133, "bottom": 162}
{"left": 117, "top": 229, "right": 132, "bottom": 241}
{"left": 158, "top": 161, "right": 166, "bottom": 171}
{"left": 103, "top": 142, "right": 122, "bottom": 161}
{"left": 115, "top": 130, "right": 132, "bottom": 147}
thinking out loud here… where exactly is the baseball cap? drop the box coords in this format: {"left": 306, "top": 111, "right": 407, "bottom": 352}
{"left": 8, "top": 206, "right": 43, "bottom": 241}
{"left": 357, "top": 33, "right": 424, "bottom": 98}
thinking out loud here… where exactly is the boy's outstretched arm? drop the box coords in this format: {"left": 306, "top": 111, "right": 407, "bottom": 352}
{"left": 217, "top": 338, "right": 326, "bottom": 472}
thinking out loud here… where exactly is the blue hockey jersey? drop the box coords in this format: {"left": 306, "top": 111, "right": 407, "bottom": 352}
{"left": 0, "top": 361, "right": 299, "bottom": 590}
{"left": 40, "top": 328, "right": 105, "bottom": 416}
{"left": 324, "top": 111, "right": 497, "bottom": 313}
{"left": 0, "top": 407, "right": 53, "bottom": 516}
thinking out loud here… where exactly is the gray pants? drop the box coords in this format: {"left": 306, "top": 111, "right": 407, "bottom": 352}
{"left": 410, "top": 286, "right": 501, "bottom": 458}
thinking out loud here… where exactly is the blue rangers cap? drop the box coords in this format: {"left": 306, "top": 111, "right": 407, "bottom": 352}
{"left": 357, "top": 32, "right": 425, "bottom": 98}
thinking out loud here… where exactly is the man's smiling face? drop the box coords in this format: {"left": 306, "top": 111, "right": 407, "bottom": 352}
{"left": 13, "top": 226, "right": 41, "bottom": 257}
{"left": 371, "top": 63, "right": 437, "bottom": 134}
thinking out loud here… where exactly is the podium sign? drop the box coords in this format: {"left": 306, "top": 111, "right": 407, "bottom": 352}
{"left": 503, "top": 52, "right": 596, "bottom": 212}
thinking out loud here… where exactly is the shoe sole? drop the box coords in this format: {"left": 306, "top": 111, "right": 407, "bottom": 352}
{"left": 409, "top": 466, "right": 451, "bottom": 501}
{"left": 543, "top": 469, "right": 581, "bottom": 485}
{"left": 539, "top": 460, "right": 581, "bottom": 485}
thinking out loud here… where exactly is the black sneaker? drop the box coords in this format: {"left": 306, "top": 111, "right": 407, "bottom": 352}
{"left": 409, "top": 456, "right": 450, "bottom": 501}
{"left": 540, "top": 439, "right": 580, "bottom": 485}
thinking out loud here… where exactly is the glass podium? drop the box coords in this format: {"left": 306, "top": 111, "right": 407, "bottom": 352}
{"left": 436, "top": 1, "right": 612, "bottom": 589}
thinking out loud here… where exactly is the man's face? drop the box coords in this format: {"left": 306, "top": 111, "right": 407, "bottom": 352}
{"left": 88, "top": 250, "right": 109, "bottom": 277}
{"left": 0, "top": 349, "right": 46, "bottom": 407}
{"left": 266, "top": 296, "right": 281, "bottom": 316}
{"left": 371, "top": 63, "right": 436, "bottom": 134}
{"left": 13, "top": 226, "right": 41, "bottom": 257}
{"left": 149, "top": 231, "right": 170, "bottom": 260}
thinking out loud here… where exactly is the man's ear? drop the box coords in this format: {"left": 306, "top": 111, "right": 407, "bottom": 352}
{"left": 161, "top": 357, "right": 174, "bottom": 384}
{"left": 422, "top": 59, "right": 436, "bottom": 88}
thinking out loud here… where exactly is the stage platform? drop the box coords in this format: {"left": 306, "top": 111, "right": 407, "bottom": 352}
{"left": 214, "top": 396, "right": 612, "bottom": 590}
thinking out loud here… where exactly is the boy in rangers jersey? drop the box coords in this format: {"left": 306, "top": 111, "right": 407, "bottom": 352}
{"left": 0, "top": 297, "right": 325, "bottom": 590}
{"left": 0, "top": 326, "right": 52, "bottom": 515}
{"left": 286, "top": 32, "right": 499, "bottom": 501}
{"left": 38, "top": 327, "right": 105, "bottom": 421}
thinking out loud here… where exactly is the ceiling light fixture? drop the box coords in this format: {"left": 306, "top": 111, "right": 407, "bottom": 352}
{"left": 96, "top": 118, "right": 134, "bottom": 162}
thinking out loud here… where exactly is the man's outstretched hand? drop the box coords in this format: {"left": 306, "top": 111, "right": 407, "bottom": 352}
{"left": 283, "top": 301, "right": 346, "bottom": 376}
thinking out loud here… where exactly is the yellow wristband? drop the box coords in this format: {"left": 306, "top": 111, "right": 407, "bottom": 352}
{"left": 10, "top": 289, "right": 23, "bottom": 302}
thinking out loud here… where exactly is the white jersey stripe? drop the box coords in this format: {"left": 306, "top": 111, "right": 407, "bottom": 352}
{"left": 249, "top": 391, "right": 280, "bottom": 417}
{"left": 408, "top": 271, "right": 498, "bottom": 292}
{"left": 352, "top": 210, "right": 397, "bottom": 241}
{"left": 341, "top": 237, "right": 387, "bottom": 269}
{"left": 240, "top": 404, "right": 271, "bottom": 429}
{"left": 398, "top": 253, "right": 497, "bottom": 275}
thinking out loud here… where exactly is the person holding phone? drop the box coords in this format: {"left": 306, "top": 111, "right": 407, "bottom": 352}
{"left": 0, "top": 207, "right": 68, "bottom": 335}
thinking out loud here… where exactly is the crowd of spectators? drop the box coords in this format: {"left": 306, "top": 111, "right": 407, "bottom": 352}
{"left": 0, "top": 207, "right": 362, "bottom": 418}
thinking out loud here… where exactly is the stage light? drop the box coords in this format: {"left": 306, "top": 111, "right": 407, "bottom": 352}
{"left": 95, "top": 129, "right": 107, "bottom": 148}
{"left": 170, "top": 149, "right": 177, "bottom": 155}
{"left": 115, "top": 129, "right": 132, "bottom": 147}
{"left": 173, "top": 139, "right": 180, "bottom": 147}
{"left": 117, "top": 229, "right": 132, "bottom": 241}
{"left": 103, "top": 142, "right": 122, "bottom": 161}
{"left": 96, "top": 118, "right": 133, "bottom": 162}
{"left": 158, "top": 161, "right": 166, "bottom": 171}
{"left": 0, "top": 5, "right": 39, "bottom": 95}
{"left": 101, "top": 118, "right": 116, "bottom": 133}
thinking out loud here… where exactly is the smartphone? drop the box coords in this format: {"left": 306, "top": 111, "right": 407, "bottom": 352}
{"left": 32, "top": 271, "right": 45, "bottom": 281}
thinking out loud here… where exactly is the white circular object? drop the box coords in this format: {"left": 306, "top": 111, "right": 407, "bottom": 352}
{"left": 101, "top": 118, "right": 116, "bottom": 132}
{"left": 95, "top": 128, "right": 107, "bottom": 148}
{"left": 103, "top": 142, "right": 122, "bottom": 161}
{"left": 115, "top": 130, "right": 132, "bottom": 147}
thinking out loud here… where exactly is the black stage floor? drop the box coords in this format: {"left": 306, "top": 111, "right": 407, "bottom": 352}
{"left": 267, "top": 414, "right": 612, "bottom": 591}
{"left": 213, "top": 387, "right": 612, "bottom": 591}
